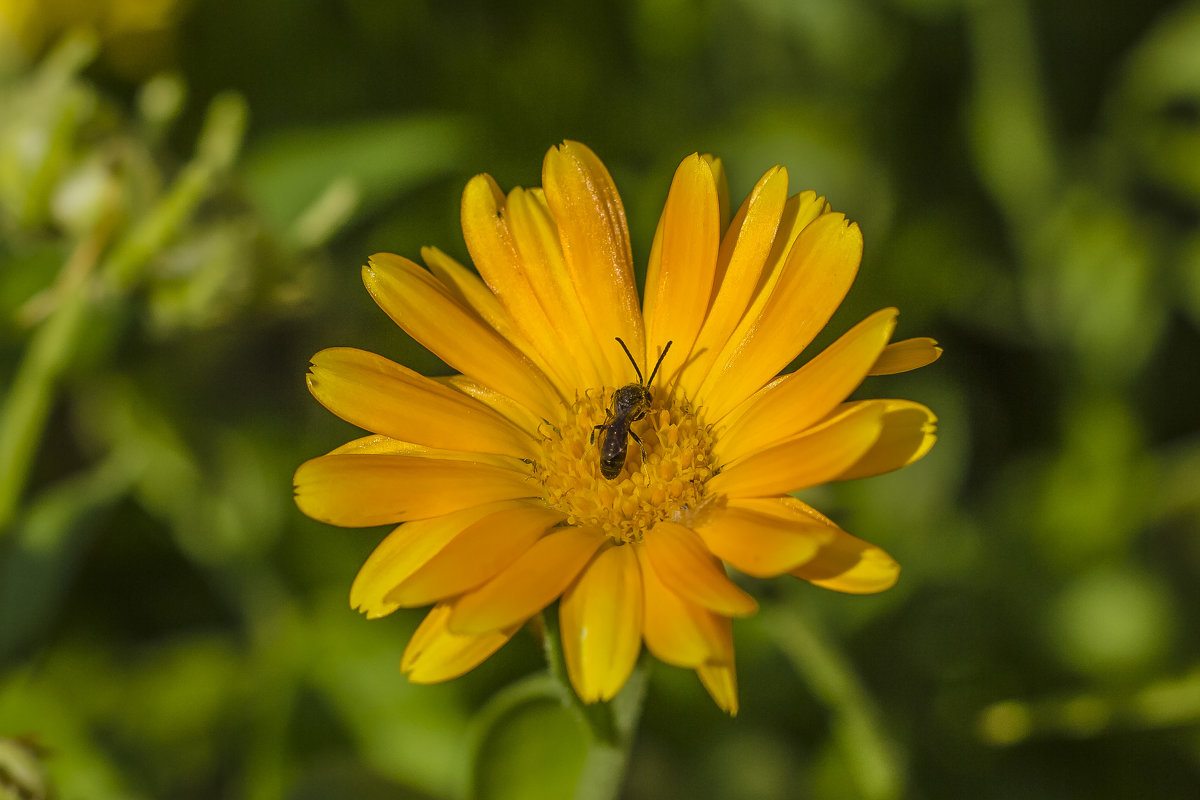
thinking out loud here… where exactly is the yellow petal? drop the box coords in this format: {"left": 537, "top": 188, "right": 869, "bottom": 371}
{"left": 835, "top": 399, "right": 938, "bottom": 481}
{"left": 702, "top": 154, "right": 730, "bottom": 230}
{"left": 460, "top": 176, "right": 586, "bottom": 390}
{"left": 560, "top": 544, "right": 643, "bottom": 703}
{"left": 693, "top": 500, "right": 836, "bottom": 578}
{"left": 698, "top": 212, "right": 863, "bottom": 421}
{"left": 363, "top": 253, "right": 560, "bottom": 420}
{"left": 440, "top": 375, "right": 547, "bottom": 439}
{"left": 697, "top": 661, "right": 739, "bottom": 716}
{"left": 636, "top": 545, "right": 733, "bottom": 668}
{"left": 714, "top": 308, "right": 898, "bottom": 463}
{"left": 448, "top": 525, "right": 608, "bottom": 635}
{"left": 542, "top": 141, "right": 645, "bottom": 384}
{"left": 642, "top": 154, "right": 720, "bottom": 386}
{"left": 708, "top": 402, "right": 884, "bottom": 498}
{"left": 676, "top": 166, "right": 790, "bottom": 399}
{"left": 307, "top": 347, "right": 536, "bottom": 459}
{"left": 385, "top": 504, "right": 566, "bottom": 607}
{"left": 756, "top": 190, "right": 828, "bottom": 298}
{"left": 401, "top": 603, "right": 518, "bottom": 683}
{"left": 869, "top": 337, "right": 943, "bottom": 375}
{"left": 325, "top": 436, "right": 521, "bottom": 467}
{"left": 790, "top": 530, "right": 900, "bottom": 594}
{"left": 293, "top": 453, "right": 536, "bottom": 527}
{"left": 642, "top": 522, "right": 758, "bottom": 617}
{"left": 505, "top": 187, "right": 609, "bottom": 387}
{"left": 420, "top": 245, "right": 537, "bottom": 359}
{"left": 350, "top": 503, "right": 515, "bottom": 619}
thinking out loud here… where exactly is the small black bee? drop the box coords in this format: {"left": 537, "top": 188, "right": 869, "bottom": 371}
{"left": 590, "top": 337, "right": 673, "bottom": 480}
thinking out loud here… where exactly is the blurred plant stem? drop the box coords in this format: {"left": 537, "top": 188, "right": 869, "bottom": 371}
{"left": 0, "top": 91, "right": 247, "bottom": 534}
{"left": 541, "top": 611, "right": 647, "bottom": 800}
{"left": 762, "top": 597, "right": 906, "bottom": 800}
{"left": 0, "top": 252, "right": 96, "bottom": 532}
{"left": 979, "top": 664, "right": 1200, "bottom": 746}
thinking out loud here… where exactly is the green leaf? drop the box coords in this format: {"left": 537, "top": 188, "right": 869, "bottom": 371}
{"left": 469, "top": 675, "right": 590, "bottom": 800}
{"left": 243, "top": 114, "right": 469, "bottom": 239}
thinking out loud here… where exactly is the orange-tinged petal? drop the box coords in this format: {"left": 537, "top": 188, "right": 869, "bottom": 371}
{"left": 693, "top": 502, "right": 834, "bottom": 578}
{"left": 699, "top": 212, "right": 863, "bottom": 421}
{"left": 636, "top": 545, "right": 732, "bottom": 668}
{"left": 294, "top": 453, "right": 536, "bottom": 527}
{"left": 385, "top": 504, "right": 566, "bottom": 607}
{"left": 448, "top": 525, "right": 608, "bottom": 635}
{"left": 542, "top": 141, "right": 644, "bottom": 384}
{"left": 363, "top": 253, "right": 560, "bottom": 420}
{"left": 307, "top": 347, "right": 536, "bottom": 459}
{"left": 708, "top": 402, "right": 884, "bottom": 498}
{"left": 461, "top": 176, "right": 584, "bottom": 390}
{"left": 715, "top": 308, "right": 898, "bottom": 463}
{"left": 834, "top": 400, "right": 938, "bottom": 481}
{"left": 790, "top": 530, "right": 900, "bottom": 594}
{"left": 349, "top": 503, "right": 514, "bottom": 619}
{"left": 697, "top": 661, "right": 739, "bottom": 716}
{"left": 643, "top": 522, "right": 758, "bottom": 617}
{"left": 869, "top": 337, "right": 943, "bottom": 375}
{"left": 401, "top": 603, "right": 518, "bottom": 683}
{"left": 560, "top": 544, "right": 643, "bottom": 703}
{"left": 642, "top": 154, "right": 720, "bottom": 385}
{"left": 676, "top": 166, "right": 789, "bottom": 399}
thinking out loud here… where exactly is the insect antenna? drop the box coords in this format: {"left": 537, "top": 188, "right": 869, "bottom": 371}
{"left": 646, "top": 341, "right": 673, "bottom": 385}
{"left": 614, "top": 337, "right": 644, "bottom": 383}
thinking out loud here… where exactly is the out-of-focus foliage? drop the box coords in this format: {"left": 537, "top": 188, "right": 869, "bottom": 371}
{"left": 1, "top": 1, "right": 1198, "bottom": 798}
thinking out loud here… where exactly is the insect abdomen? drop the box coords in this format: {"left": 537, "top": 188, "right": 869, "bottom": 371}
{"left": 599, "top": 456, "right": 624, "bottom": 479}
{"left": 598, "top": 419, "right": 630, "bottom": 479}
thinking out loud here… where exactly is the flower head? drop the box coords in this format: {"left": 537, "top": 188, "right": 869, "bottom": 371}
{"left": 294, "top": 142, "right": 941, "bottom": 713}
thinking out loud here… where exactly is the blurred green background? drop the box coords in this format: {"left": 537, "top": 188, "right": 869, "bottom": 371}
{"left": 2, "top": 0, "right": 1200, "bottom": 798}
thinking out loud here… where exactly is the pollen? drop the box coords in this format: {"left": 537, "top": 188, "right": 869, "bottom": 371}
{"left": 536, "top": 390, "right": 716, "bottom": 544}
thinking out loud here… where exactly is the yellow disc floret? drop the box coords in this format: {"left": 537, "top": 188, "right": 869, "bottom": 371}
{"left": 537, "top": 390, "right": 715, "bottom": 544}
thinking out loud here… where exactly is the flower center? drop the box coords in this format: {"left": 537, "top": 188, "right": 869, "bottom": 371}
{"left": 536, "top": 389, "right": 715, "bottom": 544}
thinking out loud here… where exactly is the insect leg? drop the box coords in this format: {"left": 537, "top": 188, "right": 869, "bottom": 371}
{"left": 629, "top": 429, "right": 646, "bottom": 463}
{"left": 590, "top": 405, "right": 616, "bottom": 445}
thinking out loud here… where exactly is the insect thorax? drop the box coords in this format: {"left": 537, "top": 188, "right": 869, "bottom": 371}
{"left": 610, "top": 383, "right": 652, "bottom": 419}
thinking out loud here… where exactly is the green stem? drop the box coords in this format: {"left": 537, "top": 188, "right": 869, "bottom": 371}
{"left": 541, "top": 611, "right": 648, "bottom": 800}
{"left": 0, "top": 277, "right": 93, "bottom": 533}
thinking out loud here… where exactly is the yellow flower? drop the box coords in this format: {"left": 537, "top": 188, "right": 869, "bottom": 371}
{"left": 294, "top": 142, "right": 941, "bottom": 714}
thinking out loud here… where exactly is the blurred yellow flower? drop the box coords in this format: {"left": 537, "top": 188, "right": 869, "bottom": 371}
{"left": 294, "top": 141, "right": 941, "bottom": 714}
{"left": 0, "top": 0, "right": 186, "bottom": 76}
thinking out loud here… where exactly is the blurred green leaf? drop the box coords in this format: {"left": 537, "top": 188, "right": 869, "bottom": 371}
{"left": 1031, "top": 394, "right": 1154, "bottom": 568}
{"left": 306, "top": 596, "right": 471, "bottom": 797}
{"left": 1046, "top": 565, "right": 1175, "bottom": 682}
{"left": 243, "top": 115, "right": 469, "bottom": 241}
{"left": 1025, "top": 187, "right": 1163, "bottom": 382}
{"left": 1111, "top": 3, "right": 1200, "bottom": 201}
